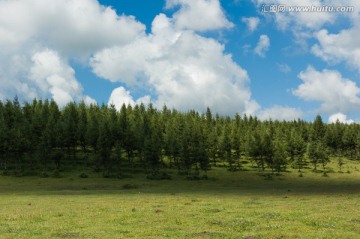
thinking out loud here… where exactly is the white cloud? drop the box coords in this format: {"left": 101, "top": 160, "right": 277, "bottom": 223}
{"left": 328, "top": 113, "right": 354, "bottom": 124}
{"left": 83, "top": 96, "right": 97, "bottom": 106}
{"left": 277, "top": 63, "right": 291, "bottom": 73}
{"left": 0, "top": 0, "right": 145, "bottom": 57}
{"left": 254, "top": 0, "right": 360, "bottom": 70}
{"left": 242, "top": 17, "right": 260, "bottom": 32}
{"left": 312, "top": 27, "right": 360, "bottom": 71}
{"left": 92, "top": 12, "right": 259, "bottom": 115}
{"left": 108, "top": 87, "right": 150, "bottom": 110}
{"left": 257, "top": 105, "right": 303, "bottom": 121}
{"left": 0, "top": 0, "right": 258, "bottom": 115}
{"left": 165, "top": 0, "right": 233, "bottom": 31}
{"left": 308, "top": 0, "right": 360, "bottom": 71}
{"left": 292, "top": 66, "right": 360, "bottom": 113}
{"left": 254, "top": 35, "right": 270, "bottom": 57}
{"left": 0, "top": 0, "right": 145, "bottom": 105}
{"left": 29, "top": 49, "right": 96, "bottom": 107}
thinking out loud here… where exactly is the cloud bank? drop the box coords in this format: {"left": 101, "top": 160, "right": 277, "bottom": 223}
{"left": 0, "top": 0, "right": 144, "bottom": 106}
{"left": 0, "top": 0, "right": 259, "bottom": 115}
{"left": 293, "top": 66, "right": 360, "bottom": 114}
{"left": 91, "top": 1, "right": 259, "bottom": 115}
{"left": 257, "top": 105, "right": 303, "bottom": 121}
{"left": 328, "top": 113, "right": 354, "bottom": 124}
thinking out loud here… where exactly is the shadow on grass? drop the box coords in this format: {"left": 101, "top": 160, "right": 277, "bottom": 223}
{"left": 0, "top": 168, "right": 359, "bottom": 196}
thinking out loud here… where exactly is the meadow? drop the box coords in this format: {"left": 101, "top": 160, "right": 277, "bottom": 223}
{"left": 0, "top": 159, "right": 359, "bottom": 239}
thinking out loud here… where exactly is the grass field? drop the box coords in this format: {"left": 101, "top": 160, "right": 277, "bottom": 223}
{"left": 0, "top": 159, "right": 360, "bottom": 239}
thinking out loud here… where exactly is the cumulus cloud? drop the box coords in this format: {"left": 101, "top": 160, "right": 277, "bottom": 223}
{"left": 312, "top": 27, "right": 360, "bottom": 72}
{"left": 254, "top": 35, "right": 270, "bottom": 57}
{"left": 0, "top": 0, "right": 145, "bottom": 57}
{"left": 308, "top": 1, "right": 360, "bottom": 71}
{"left": 292, "top": 66, "right": 360, "bottom": 113}
{"left": 28, "top": 49, "right": 97, "bottom": 107}
{"left": 0, "top": 0, "right": 258, "bottom": 115}
{"left": 0, "top": 0, "right": 145, "bottom": 105}
{"left": 165, "top": 0, "right": 233, "bottom": 31}
{"left": 83, "top": 96, "right": 97, "bottom": 105}
{"left": 242, "top": 17, "right": 260, "bottom": 32}
{"left": 257, "top": 105, "right": 303, "bottom": 121}
{"left": 254, "top": 0, "right": 360, "bottom": 71}
{"left": 92, "top": 11, "right": 259, "bottom": 115}
{"left": 108, "top": 87, "right": 150, "bottom": 110}
{"left": 328, "top": 113, "right": 354, "bottom": 124}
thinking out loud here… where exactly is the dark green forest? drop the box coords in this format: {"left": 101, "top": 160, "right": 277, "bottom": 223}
{"left": 1, "top": 97, "right": 359, "bottom": 178}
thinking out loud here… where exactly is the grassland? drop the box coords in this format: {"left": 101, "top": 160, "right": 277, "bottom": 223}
{"left": 0, "top": 159, "right": 359, "bottom": 239}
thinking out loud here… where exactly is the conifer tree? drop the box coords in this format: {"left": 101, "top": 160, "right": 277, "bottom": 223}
{"left": 287, "top": 129, "right": 306, "bottom": 172}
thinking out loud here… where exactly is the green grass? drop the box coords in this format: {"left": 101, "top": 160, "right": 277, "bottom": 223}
{"left": 0, "top": 159, "right": 360, "bottom": 239}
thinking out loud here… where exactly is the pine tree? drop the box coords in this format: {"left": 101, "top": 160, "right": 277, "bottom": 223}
{"left": 317, "top": 141, "right": 330, "bottom": 174}
{"left": 246, "top": 129, "right": 263, "bottom": 171}
{"left": 342, "top": 125, "right": 357, "bottom": 159}
{"left": 272, "top": 138, "right": 287, "bottom": 173}
{"left": 262, "top": 130, "right": 274, "bottom": 172}
{"left": 97, "top": 119, "right": 112, "bottom": 176}
{"left": 311, "top": 115, "right": 325, "bottom": 142}
{"left": 219, "top": 124, "right": 232, "bottom": 169}
{"left": 0, "top": 101, "right": 7, "bottom": 172}
{"left": 62, "top": 102, "right": 78, "bottom": 160}
{"left": 86, "top": 105, "right": 100, "bottom": 153}
{"left": 163, "top": 117, "right": 181, "bottom": 170}
{"left": 287, "top": 129, "right": 306, "bottom": 172}
{"left": 230, "top": 120, "right": 242, "bottom": 170}
{"left": 144, "top": 114, "right": 163, "bottom": 175}
{"left": 77, "top": 101, "right": 88, "bottom": 153}
{"left": 306, "top": 141, "right": 318, "bottom": 171}
{"left": 324, "top": 120, "right": 343, "bottom": 155}
{"left": 306, "top": 140, "right": 329, "bottom": 173}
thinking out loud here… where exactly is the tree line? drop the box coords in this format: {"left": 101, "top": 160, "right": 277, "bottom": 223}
{"left": 0, "top": 97, "right": 359, "bottom": 178}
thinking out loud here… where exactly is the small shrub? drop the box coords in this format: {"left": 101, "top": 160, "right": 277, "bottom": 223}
{"left": 227, "top": 167, "right": 238, "bottom": 172}
{"left": 93, "top": 166, "right": 101, "bottom": 173}
{"left": 147, "top": 172, "right": 172, "bottom": 180}
{"left": 116, "top": 173, "right": 132, "bottom": 179}
{"left": 39, "top": 171, "right": 49, "bottom": 178}
{"left": 327, "top": 168, "right": 335, "bottom": 173}
{"left": 1, "top": 170, "right": 10, "bottom": 176}
{"left": 186, "top": 175, "right": 201, "bottom": 181}
{"left": 52, "top": 170, "right": 61, "bottom": 178}
{"left": 263, "top": 173, "right": 273, "bottom": 180}
{"left": 79, "top": 173, "right": 88, "bottom": 178}
{"left": 15, "top": 171, "right": 24, "bottom": 177}
{"left": 122, "top": 184, "right": 139, "bottom": 190}
{"left": 102, "top": 171, "right": 110, "bottom": 178}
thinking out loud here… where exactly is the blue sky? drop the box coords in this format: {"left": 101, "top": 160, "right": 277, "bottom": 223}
{"left": 0, "top": 0, "right": 360, "bottom": 122}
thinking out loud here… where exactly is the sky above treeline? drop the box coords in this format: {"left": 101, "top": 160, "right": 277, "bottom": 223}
{"left": 0, "top": 0, "right": 360, "bottom": 123}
